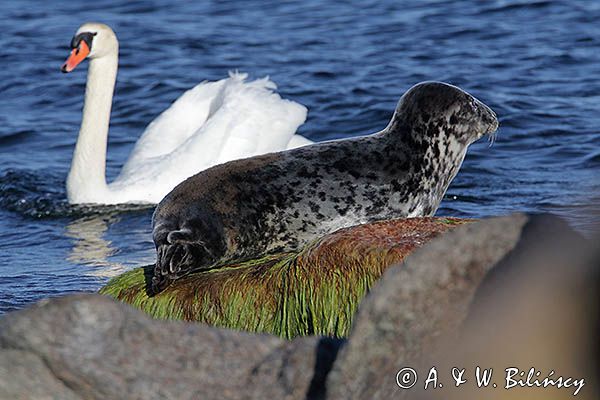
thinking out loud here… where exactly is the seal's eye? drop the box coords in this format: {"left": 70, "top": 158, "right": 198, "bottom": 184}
{"left": 469, "top": 99, "right": 478, "bottom": 113}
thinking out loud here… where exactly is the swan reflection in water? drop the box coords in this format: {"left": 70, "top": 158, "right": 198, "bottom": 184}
{"left": 65, "top": 214, "right": 128, "bottom": 278}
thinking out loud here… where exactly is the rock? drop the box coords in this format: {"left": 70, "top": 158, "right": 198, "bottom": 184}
{"left": 0, "top": 349, "right": 80, "bottom": 400}
{"left": 0, "top": 294, "right": 339, "bottom": 400}
{"left": 414, "top": 216, "right": 599, "bottom": 400}
{"left": 327, "top": 214, "right": 599, "bottom": 399}
{"left": 100, "top": 217, "right": 469, "bottom": 338}
{"left": 327, "top": 214, "right": 529, "bottom": 399}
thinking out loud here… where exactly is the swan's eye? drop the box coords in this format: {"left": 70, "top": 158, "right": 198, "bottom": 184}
{"left": 70, "top": 32, "right": 96, "bottom": 50}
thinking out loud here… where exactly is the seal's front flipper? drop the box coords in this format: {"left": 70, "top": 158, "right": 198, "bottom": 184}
{"left": 151, "top": 239, "right": 193, "bottom": 294}
{"left": 150, "top": 217, "right": 228, "bottom": 295}
{"left": 150, "top": 228, "right": 217, "bottom": 295}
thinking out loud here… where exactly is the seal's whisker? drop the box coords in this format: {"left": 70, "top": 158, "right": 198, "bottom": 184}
{"left": 488, "top": 131, "right": 497, "bottom": 147}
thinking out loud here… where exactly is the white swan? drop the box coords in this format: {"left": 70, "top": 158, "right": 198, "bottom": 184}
{"left": 61, "top": 22, "right": 312, "bottom": 205}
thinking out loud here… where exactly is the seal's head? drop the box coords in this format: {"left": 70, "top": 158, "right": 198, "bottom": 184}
{"left": 389, "top": 81, "right": 498, "bottom": 145}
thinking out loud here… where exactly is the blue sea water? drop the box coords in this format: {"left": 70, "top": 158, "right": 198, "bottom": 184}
{"left": 0, "top": 0, "right": 598, "bottom": 312}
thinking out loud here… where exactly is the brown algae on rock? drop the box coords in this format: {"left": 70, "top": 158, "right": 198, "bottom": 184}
{"left": 100, "top": 217, "right": 471, "bottom": 338}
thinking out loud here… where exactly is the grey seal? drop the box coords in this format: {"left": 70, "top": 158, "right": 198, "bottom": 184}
{"left": 150, "top": 81, "right": 498, "bottom": 293}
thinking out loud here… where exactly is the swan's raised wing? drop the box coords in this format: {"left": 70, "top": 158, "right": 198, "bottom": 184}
{"left": 113, "top": 73, "right": 311, "bottom": 203}
{"left": 120, "top": 77, "right": 229, "bottom": 174}
{"left": 147, "top": 73, "right": 309, "bottom": 176}
{"left": 213, "top": 75, "right": 309, "bottom": 163}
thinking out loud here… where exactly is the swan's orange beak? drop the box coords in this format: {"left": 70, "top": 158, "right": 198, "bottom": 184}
{"left": 61, "top": 41, "right": 90, "bottom": 73}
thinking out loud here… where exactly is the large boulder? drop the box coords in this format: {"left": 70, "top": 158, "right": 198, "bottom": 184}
{"left": 0, "top": 349, "right": 81, "bottom": 400}
{"left": 328, "top": 214, "right": 599, "bottom": 399}
{"left": 412, "top": 216, "right": 599, "bottom": 400}
{"left": 100, "top": 217, "right": 469, "bottom": 338}
{"left": 0, "top": 294, "right": 339, "bottom": 400}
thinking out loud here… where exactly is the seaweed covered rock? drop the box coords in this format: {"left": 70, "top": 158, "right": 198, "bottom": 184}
{"left": 100, "top": 217, "right": 470, "bottom": 338}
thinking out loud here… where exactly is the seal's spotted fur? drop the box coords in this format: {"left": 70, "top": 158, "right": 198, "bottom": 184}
{"left": 151, "top": 82, "right": 498, "bottom": 293}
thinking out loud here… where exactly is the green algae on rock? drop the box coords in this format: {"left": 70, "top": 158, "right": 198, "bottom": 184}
{"left": 100, "top": 217, "right": 470, "bottom": 338}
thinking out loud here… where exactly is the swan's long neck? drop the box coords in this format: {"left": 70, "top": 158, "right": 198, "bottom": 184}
{"left": 67, "top": 49, "right": 118, "bottom": 203}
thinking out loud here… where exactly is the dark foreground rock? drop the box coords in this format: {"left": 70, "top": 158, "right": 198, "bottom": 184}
{"left": 411, "top": 216, "right": 599, "bottom": 400}
{"left": 326, "top": 214, "right": 528, "bottom": 398}
{"left": 329, "top": 214, "right": 599, "bottom": 399}
{"left": 1, "top": 214, "right": 597, "bottom": 399}
{"left": 0, "top": 294, "right": 339, "bottom": 400}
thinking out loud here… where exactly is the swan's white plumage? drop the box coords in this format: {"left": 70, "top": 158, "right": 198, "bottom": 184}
{"left": 110, "top": 72, "right": 310, "bottom": 204}
{"left": 65, "top": 23, "right": 312, "bottom": 205}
